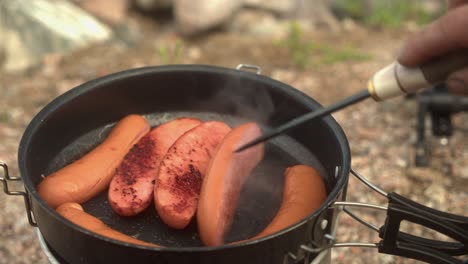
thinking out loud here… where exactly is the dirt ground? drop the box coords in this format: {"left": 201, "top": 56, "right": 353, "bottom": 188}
{"left": 1, "top": 14, "right": 467, "bottom": 264}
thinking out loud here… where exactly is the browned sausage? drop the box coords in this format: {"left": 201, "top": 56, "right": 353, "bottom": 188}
{"left": 38, "top": 115, "right": 150, "bottom": 209}
{"left": 56, "top": 203, "right": 159, "bottom": 247}
{"left": 197, "top": 122, "right": 264, "bottom": 246}
{"left": 154, "top": 121, "right": 231, "bottom": 229}
{"left": 108, "top": 117, "right": 202, "bottom": 216}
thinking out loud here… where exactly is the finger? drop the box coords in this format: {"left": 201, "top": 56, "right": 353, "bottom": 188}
{"left": 447, "top": 0, "right": 468, "bottom": 9}
{"left": 398, "top": 5, "right": 468, "bottom": 67}
{"left": 446, "top": 67, "right": 468, "bottom": 95}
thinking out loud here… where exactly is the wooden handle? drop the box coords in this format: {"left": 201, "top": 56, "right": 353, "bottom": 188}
{"left": 369, "top": 50, "right": 468, "bottom": 101}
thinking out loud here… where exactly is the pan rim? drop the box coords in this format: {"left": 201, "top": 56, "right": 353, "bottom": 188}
{"left": 18, "top": 64, "right": 350, "bottom": 252}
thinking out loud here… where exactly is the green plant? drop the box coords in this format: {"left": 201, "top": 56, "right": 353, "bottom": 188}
{"left": 333, "top": 0, "right": 442, "bottom": 28}
{"left": 333, "top": 0, "right": 366, "bottom": 20}
{"left": 319, "top": 44, "right": 372, "bottom": 65}
{"left": 366, "top": 1, "right": 433, "bottom": 27}
{"left": 0, "top": 110, "right": 10, "bottom": 123}
{"left": 157, "top": 38, "right": 185, "bottom": 64}
{"left": 279, "top": 21, "right": 309, "bottom": 69}
{"left": 278, "top": 21, "right": 371, "bottom": 69}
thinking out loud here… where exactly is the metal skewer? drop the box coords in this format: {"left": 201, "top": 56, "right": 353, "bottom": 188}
{"left": 235, "top": 50, "right": 468, "bottom": 152}
{"left": 235, "top": 90, "right": 370, "bottom": 152}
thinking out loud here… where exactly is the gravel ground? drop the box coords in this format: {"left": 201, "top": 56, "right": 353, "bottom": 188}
{"left": 1, "top": 18, "right": 467, "bottom": 264}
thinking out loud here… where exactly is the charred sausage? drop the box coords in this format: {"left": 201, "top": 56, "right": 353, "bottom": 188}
{"left": 154, "top": 121, "right": 231, "bottom": 229}
{"left": 108, "top": 118, "right": 202, "bottom": 216}
{"left": 38, "top": 115, "right": 150, "bottom": 208}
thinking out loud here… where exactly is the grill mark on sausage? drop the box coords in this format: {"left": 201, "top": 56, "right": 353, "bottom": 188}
{"left": 117, "top": 135, "right": 157, "bottom": 187}
{"left": 175, "top": 165, "right": 202, "bottom": 195}
{"left": 155, "top": 121, "right": 231, "bottom": 229}
{"left": 111, "top": 134, "right": 157, "bottom": 209}
{"left": 169, "top": 164, "right": 202, "bottom": 213}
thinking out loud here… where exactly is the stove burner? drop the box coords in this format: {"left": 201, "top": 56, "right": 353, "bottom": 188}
{"left": 37, "top": 229, "right": 66, "bottom": 264}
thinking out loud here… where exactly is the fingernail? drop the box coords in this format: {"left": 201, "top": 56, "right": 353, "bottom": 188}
{"left": 446, "top": 78, "right": 468, "bottom": 95}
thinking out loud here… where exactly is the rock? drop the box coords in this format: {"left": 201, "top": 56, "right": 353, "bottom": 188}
{"left": 174, "top": 0, "right": 242, "bottom": 36}
{"left": 0, "top": 0, "right": 112, "bottom": 72}
{"left": 187, "top": 46, "right": 202, "bottom": 61}
{"left": 243, "top": 0, "right": 296, "bottom": 16}
{"left": 341, "top": 18, "right": 366, "bottom": 33}
{"left": 74, "top": 0, "right": 129, "bottom": 25}
{"left": 133, "top": 0, "right": 173, "bottom": 11}
{"left": 228, "top": 9, "right": 287, "bottom": 38}
{"left": 113, "top": 22, "right": 143, "bottom": 48}
{"left": 295, "top": 0, "right": 341, "bottom": 32}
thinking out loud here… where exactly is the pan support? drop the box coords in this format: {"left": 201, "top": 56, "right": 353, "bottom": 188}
{"left": 329, "top": 169, "right": 468, "bottom": 264}
{"left": 0, "top": 162, "right": 37, "bottom": 226}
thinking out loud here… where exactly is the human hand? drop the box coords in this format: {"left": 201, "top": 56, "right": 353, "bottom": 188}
{"left": 398, "top": 0, "right": 468, "bottom": 95}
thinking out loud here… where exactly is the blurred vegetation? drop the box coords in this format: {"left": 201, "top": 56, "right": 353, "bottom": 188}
{"left": 279, "top": 21, "right": 371, "bottom": 70}
{"left": 0, "top": 111, "right": 10, "bottom": 123}
{"left": 333, "top": 0, "right": 444, "bottom": 27}
{"left": 157, "top": 38, "right": 185, "bottom": 64}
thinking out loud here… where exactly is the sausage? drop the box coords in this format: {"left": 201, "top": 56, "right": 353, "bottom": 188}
{"left": 37, "top": 115, "right": 150, "bottom": 209}
{"left": 154, "top": 121, "right": 231, "bottom": 229}
{"left": 197, "top": 122, "right": 264, "bottom": 246}
{"left": 108, "top": 117, "right": 202, "bottom": 216}
{"left": 241, "top": 165, "right": 327, "bottom": 242}
{"left": 56, "top": 203, "right": 159, "bottom": 247}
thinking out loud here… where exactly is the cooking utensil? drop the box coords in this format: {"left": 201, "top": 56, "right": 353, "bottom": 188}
{"left": 1, "top": 64, "right": 467, "bottom": 264}
{"left": 237, "top": 51, "right": 468, "bottom": 152}
{"left": 235, "top": 90, "right": 370, "bottom": 152}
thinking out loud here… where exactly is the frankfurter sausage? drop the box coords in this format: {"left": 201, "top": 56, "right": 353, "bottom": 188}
{"left": 38, "top": 115, "right": 150, "bottom": 209}
{"left": 56, "top": 203, "right": 159, "bottom": 247}
{"left": 108, "top": 117, "right": 202, "bottom": 216}
{"left": 155, "top": 121, "right": 231, "bottom": 229}
{"left": 197, "top": 122, "right": 264, "bottom": 246}
{"left": 245, "top": 165, "right": 326, "bottom": 241}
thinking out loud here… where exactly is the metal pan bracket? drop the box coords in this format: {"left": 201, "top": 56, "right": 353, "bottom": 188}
{"left": 236, "top": 64, "right": 262, "bottom": 75}
{"left": 330, "top": 168, "right": 468, "bottom": 264}
{"left": 0, "top": 162, "right": 37, "bottom": 226}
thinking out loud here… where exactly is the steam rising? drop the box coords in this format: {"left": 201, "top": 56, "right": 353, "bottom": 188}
{"left": 194, "top": 77, "right": 276, "bottom": 125}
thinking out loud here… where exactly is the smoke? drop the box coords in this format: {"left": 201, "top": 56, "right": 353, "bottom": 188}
{"left": 192, "top": 75, "right": 276, "bottom": 125}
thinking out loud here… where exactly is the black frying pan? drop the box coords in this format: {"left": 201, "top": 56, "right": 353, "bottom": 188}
{"left": 49, "top": 111, "right": 328, "bottom": 247}
{"left": 11, "top": 65, "right": 350, "bottom": 264}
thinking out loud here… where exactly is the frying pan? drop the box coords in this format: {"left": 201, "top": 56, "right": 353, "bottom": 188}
{"left": 1, "top": 64, "right": 466, "bottom": 264}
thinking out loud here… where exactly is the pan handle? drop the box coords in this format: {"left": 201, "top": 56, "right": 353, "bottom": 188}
{"left": 330, "top": 168, "right": 468, "bottom": 264}
{"left": 381, "top": 192, "right": 468, "bottom": 252}
{"left": 235, "top": 64, "right": 262, "bottom": 75}
{"left": 0, "top": 162, "right": 37, "bottom": 226}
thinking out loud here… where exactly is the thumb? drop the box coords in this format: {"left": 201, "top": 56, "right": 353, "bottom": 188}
{"left": 398, "top": 5, "right": 468, "bottom": 67}
{"left": 446, "top": 67, "right": 468, "bottom": 95}
{"left": 447, "top": 0, "right": 468, "bottom": 9}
